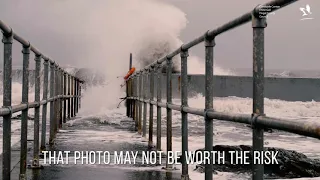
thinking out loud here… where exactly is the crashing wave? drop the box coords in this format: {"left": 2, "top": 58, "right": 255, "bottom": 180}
{"left": 268, "top": 71, "right": 296, "bottom": 77}
{"left": 134, "top": 33, "right": 181, "bottom": 73}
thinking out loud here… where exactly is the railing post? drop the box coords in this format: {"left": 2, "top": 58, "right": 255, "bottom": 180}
{"left": 73, "top": 78, "right": 76, "bottom": 116}
{"left": 20, "top": 43, "right": 30, "bottom": 180}
{"left": 73, "top": 77, "right": 76, "bottom": 116}
{"left": 49, "top": 61, "right": 55, "bottom": 145}
{"left": 180, "top": 49, "right": 189, "bottom": 180}
{"left": 149, "top": 67, "right": 155, "bottom": 148}
{"left": 130, "top": 78, "right": 132, "bottom": 118}
{"left": 58, "top": 68, "right": 61, "bottom": 119}
{"left": 32, "top": 54, "right": 41, "bottom": 168}
{"left": 204, "top": 33, "right": 215, "bottom": 180}
{"left": 143, "top": 73, "right": 147, "bottom": 137}
{"left": 73, "top": 76, "right": 75, "bottom": 116}
{"left": 127, "top": 79, "right": 131, "bottom": 117}
{"left": 130, "top": 78, "right": 133, "bottom": 118}
{"left": 79, "top": 81, "right": 82, "bottom": 109}
{"left": 59, "top": 68, "right": 63, "bottom": 127}
{"left": 76, "top": 80, "right": 79, "bottom": 113}
{"left": 156, "top": 65, "right": 162, "bottom": 151}
{"left": 71, "top": 76, "right": 74, "bottom": 118}
{"left": 74, "top": 78, "right": 77, "bottom": 116}
{"left": 63, "top": 71, "right": 67, "bottom": 123}
{"left": 138, "top": 73, "right": 143, "bottom": 134}
{"left": 126, "top": 80, "right": 130, "bottom": 117}
{"left": 69, "top": 76, "right": 72, "bottom": 118}
{"left": 2, "top": 31, "right": 13, "bottom": 180}
{"left": 127, "top": 54, "right": 132, "bottom": 117}
{"left": 40, "top": 58, "right": 49, "bottom": 151}
{"left": 134, "top": 76, "right": 138, "bottom": 130}
{"left": 54, "top": 65, "right": 59, "bottom": 133}
{"left": 137, "top": 75, "right": 140, "bottom": 131}
{"left": 70, "top": 76, "right": 73, "bottom": 117}
{"left": 136, "top": 76, "right": 139, "bottom": 126}
{"left": 252, "top": 8, "right": 267, "bottom": 180}
{"left": 132, "top": 77, "right": 135, "bottom": 120}
{"left": 68, "top": 74, "right": 71, "bottom": 119}
{"left": 166, "top": 57, "right": 173, "bottom": 170}
{"left": 126, "top": 80, "right": 129, "bottom": 117}
{"left": 57, "top": 68, "right": 61, "bottom": 128}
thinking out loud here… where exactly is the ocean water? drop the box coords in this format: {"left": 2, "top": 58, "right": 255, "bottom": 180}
{"left": 42, "top": 97, "right": 320, "bottom": 180}
{"left": 0, "top": 68, "right": 320, "bottom": 179}
{"left": 233, "top": 68, "right": 320, "bottom": 78}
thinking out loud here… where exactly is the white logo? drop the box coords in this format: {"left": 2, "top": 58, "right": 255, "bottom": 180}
{"left": 300, "top": 4, "right": 313, "bottom": 20}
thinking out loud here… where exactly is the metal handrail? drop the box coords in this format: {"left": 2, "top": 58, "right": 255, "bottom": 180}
{"left": 125, "top": 0, "right": 320, "bottom": 180}
{"left": 0, "top": 19, "right": 85, "bottom": 180}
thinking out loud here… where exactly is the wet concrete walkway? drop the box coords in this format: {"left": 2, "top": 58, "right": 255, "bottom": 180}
{"left": 21, "top": 116, "right": 182, "bottom": 180}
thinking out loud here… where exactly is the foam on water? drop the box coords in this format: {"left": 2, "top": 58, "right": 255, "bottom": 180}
{"left": 0, "top": 82, "right": 36, "bottom": 107}
{"left": 70, "top": 87, "right": 320, "bottom": 179}
{"left": 1, "top": 79, "right": 319, "bottom": 179}
{"left": 53, "top": 96, "right": 320, "bottom": 180}
{"left": 0, "top": 82, "right": 51, "bottom": 155}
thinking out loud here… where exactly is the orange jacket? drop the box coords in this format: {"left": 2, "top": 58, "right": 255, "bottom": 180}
{"left": 124, "top": 67, "right": 136, "bottom": 80}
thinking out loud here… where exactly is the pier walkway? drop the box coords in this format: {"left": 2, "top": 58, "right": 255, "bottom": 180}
{"left": 4, "top": 116, "right": 180, "bottom": 180}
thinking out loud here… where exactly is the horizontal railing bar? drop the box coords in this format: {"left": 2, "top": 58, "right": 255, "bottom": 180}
{"left": 13, "top": 33, "right": 30, "bottom": 48}
{"left": 12, "top": 104, "right": 28, "bottom": 113}
{"left": 0, "top": 95, "right": 83, "bottom": 116}
{"left": 206, "top": 110, "right": 320, "bottom": 139}
{"left": 168, "top": 104, "right": 180, "bottom": 111}
{"left": 0, "top": 20, "right": 42, "bottom": 57}
{"left": 257, "top": 0, "right": 298, "bottom": 14}
{"left": 30, "top": 46, "right": 41, "bottom": 56}
{"left": 127, "top": 95, "right": 320, "bottom": 139}
{"left": 150, "top": 100, "right": 157, "bottom": 105}
{"left": 0, "top": 20, "right": 86, "bottom": 82}
{"left": 0, "top": 108, "right": 10, "bottom": 116}
{"left": 28, "top": 102, "right": 39, "bottom": 108}
{"left": 257, "top": 116, "right": 320, "bottom": 139}
{"left": 0, "top": 20, "right": 11, "bottom": 35}
{"left": 40, "top": 100, "right": 47, "bottom": 106}
{"left": 208, "top": 12, "right": 251, "bottom": 37}
{"left": 181, "top": 35, "right": 205, "bottom": 52}
{"left": 156, "top": 57, "right": 167, "bottom": 67}
{"left": 207, "top": 111, "right": 251, "bottom": 124}
{"left": 158, "top": 102, "right": 167, "bottom": 108}
{"left": 47, "top": 97, "right": 54, "bottom": 102}
{"left": 167, "top": 48, "right": 183, "bottom": 60}
{"left": 183, "top": 107, "right": 205, "bottom": 116}
{"left": 208, "top": 0, "right": 298, "bottom": 37}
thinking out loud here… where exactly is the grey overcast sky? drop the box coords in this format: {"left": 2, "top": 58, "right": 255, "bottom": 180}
{"left": 0, "top": 0, "right": 319, "bottom": 71}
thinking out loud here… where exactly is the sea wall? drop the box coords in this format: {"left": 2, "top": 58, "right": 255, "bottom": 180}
{"left": 153, "top": 74, "right": 320, "bottom": 102}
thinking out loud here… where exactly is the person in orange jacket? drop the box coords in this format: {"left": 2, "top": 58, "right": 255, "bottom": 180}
{"left": 120, "top": 67, "right": 136, "bottom": 88}
{"left": 124, "top": 67, "right": 136, "bottom": 80}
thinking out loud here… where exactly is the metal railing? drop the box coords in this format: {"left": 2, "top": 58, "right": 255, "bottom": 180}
{"left": 0, "top": 20, "right": 84, "bottom": 180}
{"left": 125, "top": 0, "right": 320, "bottom": 180}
